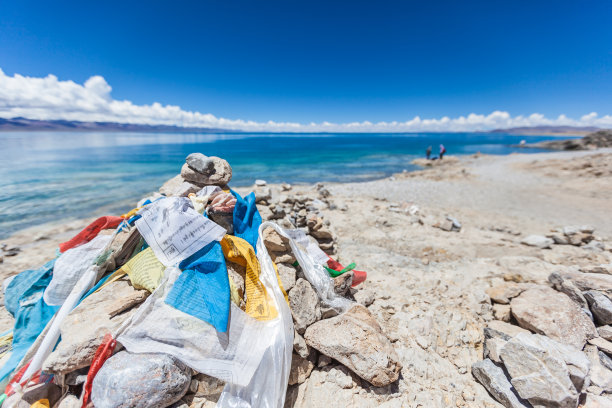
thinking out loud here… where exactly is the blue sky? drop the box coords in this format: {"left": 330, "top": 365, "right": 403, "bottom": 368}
{"left": 0, "top": 0, "right": 611, "bottom": 131}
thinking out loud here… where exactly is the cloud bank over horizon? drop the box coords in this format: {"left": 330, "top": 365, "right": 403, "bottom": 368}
{"left": 1, "top": 69, "right": 611, "bottom": 133}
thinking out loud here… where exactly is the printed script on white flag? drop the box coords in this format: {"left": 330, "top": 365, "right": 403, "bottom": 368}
{"left": 135, "top": 197, "right": 226, "bottom": 266}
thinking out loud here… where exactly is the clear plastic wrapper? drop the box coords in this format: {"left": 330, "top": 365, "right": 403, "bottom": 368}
{"left": 265, "top": 223, "right": 352, "bottom": 314}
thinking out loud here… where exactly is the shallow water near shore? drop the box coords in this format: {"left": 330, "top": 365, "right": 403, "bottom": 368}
{"left": 0, "top": 131, "right": 567, "bottom": 238}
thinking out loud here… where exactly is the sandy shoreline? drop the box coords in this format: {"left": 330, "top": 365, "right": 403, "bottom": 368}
{"left": 1, "top": 148, "right": 611, "bottom": 406}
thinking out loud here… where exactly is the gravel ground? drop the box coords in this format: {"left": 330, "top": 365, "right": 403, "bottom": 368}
{"left": 1, "top": 149, "right": 611, "bottom": 407}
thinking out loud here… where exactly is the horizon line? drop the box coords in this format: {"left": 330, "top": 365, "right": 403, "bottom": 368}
{"left": 1, "top": 69, "right": 612, "bottom": 133}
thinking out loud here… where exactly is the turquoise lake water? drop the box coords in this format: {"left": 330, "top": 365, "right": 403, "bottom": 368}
{"left": 0, "top": 131, "right": 566, "bottom": 238}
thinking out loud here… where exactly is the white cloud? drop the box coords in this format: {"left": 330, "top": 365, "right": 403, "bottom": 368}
{"left": 0, "top": 68, "right": 611, "bottom": 132}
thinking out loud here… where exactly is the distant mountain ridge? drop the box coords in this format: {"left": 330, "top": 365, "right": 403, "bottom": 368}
{"left": 489, "top": 125, "right": 600, "bottom": 136}
{"left": 0, "top": 117, "right": 604, "bottom": 135}
{"left": 0, "top": 117, "right": 231, "bottom": 133}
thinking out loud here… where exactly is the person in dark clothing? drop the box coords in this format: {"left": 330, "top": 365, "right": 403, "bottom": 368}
{"left": 439, "top": 144, "right": 446, "bottom": 160}
{"left": 426, "top": 146, "right": 432, "bottom": 160}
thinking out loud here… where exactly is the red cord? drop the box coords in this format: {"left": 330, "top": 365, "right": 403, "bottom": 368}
{"left": 81, "top": 333, "right": 117, "bottom": 408}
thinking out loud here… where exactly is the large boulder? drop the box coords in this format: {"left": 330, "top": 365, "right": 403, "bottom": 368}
{"left": 510, "top": 286, "right": 597, "bottom": 348}
{"left": 43, "top": 280, "right": 148, "bottom": 374}
{"left": 500, "top": 332, "right": 590, "bottom": 408}
{"left": 91, "top": 351, "right": 191, "bottom": 408}
{"left": 304, "top": 304, "right": 401, "bottom": 387}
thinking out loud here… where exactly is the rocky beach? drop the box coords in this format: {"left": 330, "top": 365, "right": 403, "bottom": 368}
{"left": 1, "top": 147, "right": 612, "bottom": 408}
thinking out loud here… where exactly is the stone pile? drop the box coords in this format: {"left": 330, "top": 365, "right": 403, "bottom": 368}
{"left": 5, "top": 153, "right": 400, "bottom": 408}
{"left": 253, "top": 182, "right": 338, "bottom": 255}
{"left": 522, "top": 225, "right": 607, "bottom": 251}
{"left": 474, "top": 257, "right": 612, "bottom": 407}
{"left": 159, "top": 153, "right": 233, "bottom": 197}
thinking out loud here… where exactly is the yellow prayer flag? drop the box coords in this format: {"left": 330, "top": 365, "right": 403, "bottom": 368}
{"left": 221, "top": 235, "right": 280, "bottom": 321}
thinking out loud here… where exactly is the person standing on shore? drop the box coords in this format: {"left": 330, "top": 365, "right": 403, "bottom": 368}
{"left": 426, "top": 146, "right": 432, "bottom": 160}
{"left": 439, "top": 144, "right": 446, "bottom": 160}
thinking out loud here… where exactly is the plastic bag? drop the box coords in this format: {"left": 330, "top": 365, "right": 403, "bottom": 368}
{"left": 118, "top": 228, "right": 293, "bottom": 408}
{"left": 118, "top": 220, "right": 348, "bottom": 407}
{"left": 267, "top": 223, "right": 352, "bottom": 313}
{"left": 118, "top": 267, "right": 289, "bottom": 391}
{"left": 214, "top": 222, "right": 303, "bottom": 408}
{"left": 19, "top": 230, "right": 118, "bottom": 383}
{"left": 44, "top": 234, "right": 112, "bottom": 306}
{"left": 0, "top": 261, "right": 59, "bottom": 386}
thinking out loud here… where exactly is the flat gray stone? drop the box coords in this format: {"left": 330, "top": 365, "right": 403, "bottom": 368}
{"left": 549, "top": 272, "right": 589, "bottom": 309}
{"left": 557, "top": 272, "right": 612, "bottom": 298}
{"left": 471, "top": 359, "right": 529, "bottom": 408}
{"left": 293, "top": 330, "right": 310, "bottom": 359}
{"left": 598, "top": 325, "right": 612, "bottom": 341}
{"left": 585, "top": 291, "right": 612, "bottom": 325}
{"left": 588, "top": 337, "right": 612, "bottom": 355}
{"left": 599, "top": 351, "right": 612, "bottom": 371}
{"left": 584, "top": 345, "right": 612, "bottom": 392}
{"left": 289, "top": 278, "right": 321, "bottom": 334}
{"left": 487, "top": 320, "right": 530, "bottom": 338}
{"left": 521, "top": 235, "right": 554, "bottom": 249}
{"left": 277, "top": 263, "right": 297, "bottom": 292}
{"left": 91, "top": 351, "right": 191, "bottom": 408}
{"left": 484, "top": 337, "right": 507, "bottom": 364}
{"left": 185, "top": 152, "right": 216, "bottom": 173}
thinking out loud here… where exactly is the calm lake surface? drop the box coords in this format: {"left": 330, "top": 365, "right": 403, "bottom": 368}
{"left": 0, "top": 131, "right": 566, "bottom": 238}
